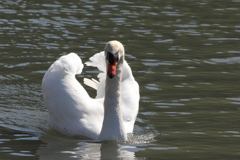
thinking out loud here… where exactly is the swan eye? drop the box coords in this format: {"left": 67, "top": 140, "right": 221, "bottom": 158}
{"left": 106, "top": 51, "right": 119, "bottom": 65}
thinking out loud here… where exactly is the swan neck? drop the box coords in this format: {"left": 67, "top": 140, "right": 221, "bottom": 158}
{"left": 99, "top": 59, "right": 127, "bottom": 140}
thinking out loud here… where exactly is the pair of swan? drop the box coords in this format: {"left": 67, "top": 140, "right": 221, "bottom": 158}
{"left": 42, "top": 41, "right": 139, "bottom": 140}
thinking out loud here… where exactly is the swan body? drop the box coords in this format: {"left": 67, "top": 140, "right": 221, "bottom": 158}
{"left": 42, "top": 41, "right": 139, "bottom": 140}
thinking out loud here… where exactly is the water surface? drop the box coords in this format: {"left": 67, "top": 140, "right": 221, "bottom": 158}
{"left": 0, "top": 0, "right": 240, "bottom": 159}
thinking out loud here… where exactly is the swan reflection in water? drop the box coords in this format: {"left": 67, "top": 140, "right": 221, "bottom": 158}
{"left": 37, "top": 134, "right": 137, "bottom": 159}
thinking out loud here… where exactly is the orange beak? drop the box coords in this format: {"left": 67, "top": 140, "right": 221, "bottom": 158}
{"left": 107, "top": 61, "right": 117, "bottom": 79}
{"left": 106, "top": 51, "right": 119, "bottom": 78}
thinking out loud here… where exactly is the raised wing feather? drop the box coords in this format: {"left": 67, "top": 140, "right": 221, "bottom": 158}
{"left": 85, "top": 51, "right": 106, "bottom": 98}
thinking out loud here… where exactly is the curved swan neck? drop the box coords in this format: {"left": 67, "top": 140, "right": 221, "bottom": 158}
{"left": 99, "top": 59, "right": 127, "bottom": 140}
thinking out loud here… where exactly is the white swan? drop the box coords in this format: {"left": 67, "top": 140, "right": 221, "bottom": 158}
{"left": 42, "top": 40, "right": 139, "bottom": 140}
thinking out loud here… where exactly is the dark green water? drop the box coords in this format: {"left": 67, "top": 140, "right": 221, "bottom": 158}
{"left": 0, "top": 0, "right": 240, "bottom": 159}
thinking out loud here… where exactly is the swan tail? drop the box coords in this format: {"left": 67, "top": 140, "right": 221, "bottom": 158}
{"left": 83, "top": 78, "right": 98, "bottom": 90}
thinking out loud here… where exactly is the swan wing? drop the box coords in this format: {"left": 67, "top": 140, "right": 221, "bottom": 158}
{"left": 121, "top": 60, "right": 140, "bottom": 133}
{"left": 42, "top": 53, "right": 103, "bottom": 139}
{"left": 85, "top": 51, "right": 106, "bottom": 98}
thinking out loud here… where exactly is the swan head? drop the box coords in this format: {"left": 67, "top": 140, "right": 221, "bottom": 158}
{"left": 104, "top": 40, "right": 125, "bottom": 79}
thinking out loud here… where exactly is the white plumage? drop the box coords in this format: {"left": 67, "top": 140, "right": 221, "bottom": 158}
{"left": 42, "top": 41, "right": 139, "bottom": 140}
